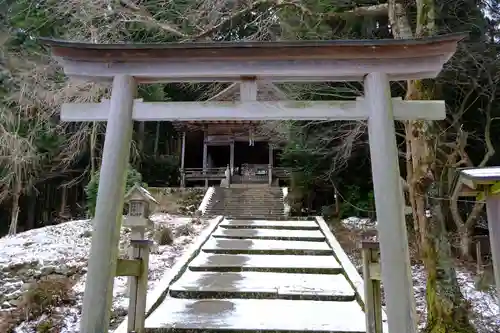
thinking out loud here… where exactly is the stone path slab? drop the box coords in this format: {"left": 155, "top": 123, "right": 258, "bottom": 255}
{"left": 145, "top": 298, "right": 366, "bottom": 332}
{"left": 144, "top": 217, "right": 369, "bottom": 333}
{"left": 202, "top": 238, "right": 333, "bottom": 255}
{"left": 212, "top": 227, "right": 326, "bottom": 241}
{"left": 189, "top": 253, "right": 342, "bottom": 273}
{"left": 170, "top": 271, "right": 355, "bottom": 301}
{"left": 220, "top": 219, "right": 319, "bottom": 230}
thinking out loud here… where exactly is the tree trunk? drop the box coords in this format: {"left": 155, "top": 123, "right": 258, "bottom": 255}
{"left": 153, "top": 122, "right": 160, "bottom": 156}
{"left": 90, "top": 122, "right": 98, "bottom": 175}
{"left": 59, "top": 186, "right": 68, "bottom": 218}
{"left": 458, "top": 225, "right": 472, "bottom": 260}
{"left": 423, "top": 188, "right": 474, "bottom": 333}
{"left": 387, "top": 1, "right": 476, "bottom": 331}
{"left": 26, "top": 192, "right": 37, "bottom": 230}
{"left": 334, "top": 187, "right": 341, "bottom": 217}
{"left": 451, "top": 198, "right": 485, "bottom": 260}
{"left": 8, "top": 179, "right": 21, "bottom": 235}
{"left": 138, "top": 121, "right": 145, "bottom": 154}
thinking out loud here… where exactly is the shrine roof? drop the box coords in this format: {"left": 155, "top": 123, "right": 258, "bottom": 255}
{"left": 451, "top": 167, "right": 500, "bottom": 197}
{"left": 460, "top": 167, "right": 500, "bottom": 182}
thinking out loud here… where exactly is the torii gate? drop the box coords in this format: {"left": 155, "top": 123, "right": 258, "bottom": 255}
{"left": 41, "top": 34, "right": 464, "bottom": 333}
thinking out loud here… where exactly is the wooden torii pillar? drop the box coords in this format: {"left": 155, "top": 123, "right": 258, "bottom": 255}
{"left": 41, "top": 34, "right": 465, "bottom": 333}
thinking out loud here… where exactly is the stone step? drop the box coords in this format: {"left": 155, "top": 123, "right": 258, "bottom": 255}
{"left": 144, "top": 210, "right": 368, "bottom": 333}
{"left": 223, "top": 194, "right": 283, "bottom": 196}
{"left": 216, "top": 202, "right": 283, "bottom": 205}
{"left": 205, "top": 187, "right": 286, "bottom": 218}
{"left": 215, "top": 210, "right": 283, "bottom": 213}
{"left": 144, "top": 298, "right": 366, "bottom": 332}
{"left": 211, "top": 227, "right": 325, "bottom": 241}
{"left": 217, "top": 213, "right": 285, "bottom": 215}
{"left": 202, "top": 238, "right": 333, "bottom": 255}
{"left": 220, "top": 219, "right": 319, "bottom": 230}
{"left": 169, "top": 271, "right": 356, "bottom": 301}
{"left": 222, "top": 198, "right": 283, "bottom": 201}
{"left": 210, "top": 209, "right": 284, "bottom": 212}
{"left": 217, "top": 209, "right": 284, "bottom": 211}
{"left": 216, "top": 201, "right": 283, "bottom": 203}
{"left": 211, "top": 206, "right": 283, "bottom": 208}
{"left": 212, "top": 206, "right": 284, "bottom": 209}
{"left": 218, "top": 204, "right": 283, "bottom": 207}
{"left": 225, "top": 197, "right": 283, "bottom": 201}
{"left": 189, "top": 253, "right": 342, "bottom": 274}
{"left": 220, "top": 216, "right": 287, "bottom": 220}
{"left": 222, "top": 195, "right": 283, "bottom": 197}
{"left": 227, "top": 195, "right": 283, "bottom": 197}
{"left": 219, "top": 198, "right": 283, "bottom": 200}
{"left": 211, "top": 213, "right": 285, "bottom": 217}
{"left": 214, "top": 216, "right": 287, "bottom": 220}
{"left": 210, "top": 211, "right": 284, "bottom": 214}
{"left": 210, "top": 206, "right": 282, "bottom": 208}
{"left": 210, "top": 209, "right": 284, "bottom": 213}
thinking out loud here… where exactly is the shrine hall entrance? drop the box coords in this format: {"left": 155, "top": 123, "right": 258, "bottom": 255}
{"left": 207, "top": 145, "right": 230, "bottom": 168}
{"left": 234, "top": 141, "right": 269, "bottom": 167}
{"left": 207, "top": 142, "right": 271, "bottom": 169}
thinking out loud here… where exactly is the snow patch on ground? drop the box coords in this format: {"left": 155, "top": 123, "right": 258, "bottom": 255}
{"left": 341, "top": 216, "right": 376, "bottom": 230}
{"left": 0, "top": 219, "right": 91, "bottom": 270}
{"left": 0, "top": 213, "right": 209, "bottom": 333}
{"left": 341, "top": 216, "right": 500, "bottom": 332}
{"left": 412, "top": 264, "right": 500, "bottom": 331}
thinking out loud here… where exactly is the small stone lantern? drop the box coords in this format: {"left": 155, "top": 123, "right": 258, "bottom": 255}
{"left": 121, "top": 184, "right": 158, "bottom": 333}
{"left": 123, "top": 184, "right": 158, "bottom": 240}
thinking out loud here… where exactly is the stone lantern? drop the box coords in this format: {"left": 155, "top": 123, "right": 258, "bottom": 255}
{"left": 120, "top": 184, "right": 158, "bottom": 333}
{"left": 123, "top": 184, "right": 158, "bottom": 240}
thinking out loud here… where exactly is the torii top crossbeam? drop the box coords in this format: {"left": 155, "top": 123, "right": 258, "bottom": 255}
{"left": 41, "top": 33, "right": 465, "bottom": 83}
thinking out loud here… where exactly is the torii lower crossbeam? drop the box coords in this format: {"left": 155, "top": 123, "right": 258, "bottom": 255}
{"left": 61, "top": 99, "right": 445, "bottom": 122}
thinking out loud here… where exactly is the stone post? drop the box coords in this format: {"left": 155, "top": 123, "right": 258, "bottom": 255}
{"left": 360, "top": 241, "right": 383, "bottom": 333}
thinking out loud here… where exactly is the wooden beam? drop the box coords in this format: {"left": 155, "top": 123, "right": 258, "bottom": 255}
{"left": 115, "top": 259, "right": 141, "bottom": 277}
{"left": 365, "top": 72, "right": 416, "bottom": 333}
{"left": 56, "top": 56, "right": 447, "bottom": 83}
{"left": 80, "top": 75, "right": 136, "bottom": 333}
{"left": 240, "top": 80, "right": 258, "bottom": 101}
{"left": 61, "top": 99, "right": 446, "bottom": 122}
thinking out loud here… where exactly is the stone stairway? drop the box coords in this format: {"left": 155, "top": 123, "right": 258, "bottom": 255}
{"left": 205, "top": 186, "right": 286, "bottom": 219}
{"left": 144, "top": 218, "right": 369, "bottom": 333}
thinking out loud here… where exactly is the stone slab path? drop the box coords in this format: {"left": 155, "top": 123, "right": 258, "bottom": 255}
{"left": 145, "top": 218, "right": 368, "bottom": 332}
{"left": 211, "top": 228, "right": 326, "bottom": 241}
